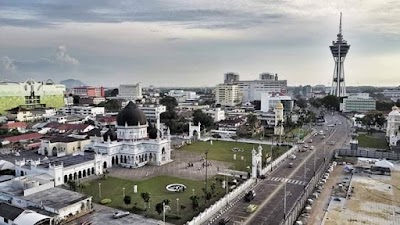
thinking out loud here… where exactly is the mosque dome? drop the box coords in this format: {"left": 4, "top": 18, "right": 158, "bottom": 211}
{"left": 148, "top": 126, "right": 159, "bottom": 139}
{"left": 116, "top": 101, "right": 147, "bottom": 126}
{"left": 103, "top": 128, "right": 117, "bottom": 142}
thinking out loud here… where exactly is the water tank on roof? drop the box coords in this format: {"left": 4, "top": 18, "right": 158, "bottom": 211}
{"left": 24, "top": 180, "right": 40, "bottom": 189}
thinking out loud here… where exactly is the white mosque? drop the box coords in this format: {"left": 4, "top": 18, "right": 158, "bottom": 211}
{"left": 386, "top": 105, "right": 400, "bottom": 150}
{"left": 93, "top": 101, "right": 172, "bottom": 168}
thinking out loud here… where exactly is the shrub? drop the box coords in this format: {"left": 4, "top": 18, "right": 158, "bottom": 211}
{"left": 100, "top": 199, "right": 112, "bottom": 204}
{"left": 166, "top": 214, "right": 181, "bottom": 220}
{"left": 80, "top": 183, "right": 90, "bottom": 188}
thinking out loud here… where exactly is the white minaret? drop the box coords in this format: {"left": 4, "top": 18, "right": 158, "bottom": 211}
{"left": 251, "top": 146, "right": 262, "bottom": 178}
{"left": 274, "top": 102, "right": 285, "bottom": 136}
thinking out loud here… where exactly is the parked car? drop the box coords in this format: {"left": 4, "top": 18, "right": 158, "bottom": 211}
{"left": 310, "top": 146, "right": 314, "bottom": 150}
{"left": 113, "top": 211, "right": 129, "bottom": 219}
{"left": 288, "top": 163, "right": 294, "bottom": 168}
{"left": 219, "top": 217, "right": 231, "bottom": 225}
{"left": 303, "top": 144, "right": 309, "bottom": 148}
{"left": 308, "top": 139, "right": 313, "bottom": 143}
{"left": 289, "top": 154, "right": 296, "bottom": 160}
{"left": 245, "top": 204, "right": 258, "bottom": 213}
{"left": 329, "top": 141, "right": 335, "bottom": 145}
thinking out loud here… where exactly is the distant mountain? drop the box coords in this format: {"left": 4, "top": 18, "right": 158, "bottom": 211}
{"left": 60, "top": 79, "right": 86, "bottom": 89}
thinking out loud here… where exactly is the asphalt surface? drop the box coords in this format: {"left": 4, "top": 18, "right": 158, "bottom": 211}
{"left": 207, "top": 113, "right": 351, "bottom": 225}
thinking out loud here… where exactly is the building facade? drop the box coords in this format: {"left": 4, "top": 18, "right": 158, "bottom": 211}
{"left": 383, "top": 87, "right": 400, "bottom": 102}
{"left": 233, "top": 74, "right": 287, "bottom": 102}
{"left": 224, "top": 72, "right": 240, "bottom": 84}
{"left": 117, "top": 83, "right": 142, "bottom": 100}
{"left": 0, "top": 80, "right": 65, "bottom": 115}
{"left": 386, "top": 106, "right": 400, "bottom": 149}
{"left": 167, "top": 90, "right": 199, "bottom": 102}
{"left": 215, "top": 84, "right": 241, "bottom": 106}
{"left": 202, "top": 108, "right": 225, "bottom": 122}
{"left": 71, "top": 86, "right": 105, "bottom": 97}
{"left": 58, "top": 106, "right": 105, "bottom": 116}
{"left": 260, "top": 93, "right": 293, "bottom": 113}
{"left": 341, "top": 94, "right": 376, "bottom": 113}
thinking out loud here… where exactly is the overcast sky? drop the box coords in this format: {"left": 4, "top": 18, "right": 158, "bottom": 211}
{"left": 0, "top": 0, "right": 399, "bottom": 87}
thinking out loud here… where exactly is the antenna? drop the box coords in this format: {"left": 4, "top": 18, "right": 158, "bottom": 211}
{"left": 339, "top": 12, "right": 342, "bottom": 34}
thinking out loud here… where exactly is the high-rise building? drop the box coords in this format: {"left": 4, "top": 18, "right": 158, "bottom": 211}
{"left": 0, "top": 79, "right": 65, "bottom": 114}
{"left": 117, "top": 83, "right": 142, "bottom": 100}
{"left": 330, "top": 13, "right": 350, "bottom": 98}
{"left": 233, "top": 74, "right": 287, "bottom": 102}
{"left": 224, "top": 72, "right": 240, "bottom": 84}
{"left": 215, "top": 84, "right": 241, "bottom": 106}
{"left": 259, "top": 73, "right": 277, "bottom": 81}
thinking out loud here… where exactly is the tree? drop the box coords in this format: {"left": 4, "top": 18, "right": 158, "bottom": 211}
{"left": 159, "top": 96, "right": 178, "bottom": 111}
{"left": 322, "top": 95, "right": 340, "bottom": 111}
{"left": 140, "top": 192, "right": 151, "bottom": 209}
{"left": 253, "top": 100, "right": 261, "bottom": 110}
{"left": 295, "top": 98, "right": 307, "bottom": 109}
{"left": 73, "top": 95, "right": 80, "bottom": 105}
{"left": 192, "top": 109, "right": 213, "bottom": 129}
{"left": 309, "top": 98, "right": 323, "bottom": 108}
{"left": 189, "top": 195, "right": 199, "bottom": 210}
{"left": 246, "top": 113, "right": 258, "bottom": 129}
{"left": 155, "top": 202, "right": 164, "bottom": 215}
{"left": 124, "top": 195, "right": 131, "bottom": 205}
{"left": 105, "top": 88, "right": 119, "bottom": 97}
{"left": 97, "top": 99, "right": 121, "bottom": 112}
{"left": 67, "top": 180, "right": 77, "bottom": 191}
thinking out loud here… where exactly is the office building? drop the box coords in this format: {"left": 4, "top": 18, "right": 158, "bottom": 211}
{"left": 0, "top": 79, "right": 65, "bottom": 115}
{"left": 383, "top": 86, "right": 400, "bottom": 102}
{"left": 117, "top": 83, "right": 142, "bottom": 100}
{"left": 167, "top": 90, "right": 199, "bottom": 102}
{"left": 260, "top": 93, "right": 293, "bottom": 113}
{"left": 215, "top": 84, "right": 241, "bottom": 106}
{"left": 233, "top": 73, "right": 287, "bottom": 102}
{"left": 71, "top": 86, "right": 105, "bottom": 97}
{"left": 341, "top": 93, "right": 376, "bottom": 113}
{"left": 224, "top": 72, "right": 240, "bottom": 84}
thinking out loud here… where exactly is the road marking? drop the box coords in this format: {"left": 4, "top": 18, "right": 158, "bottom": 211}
{"left": 268, "top": 177, "right": 307, "bottom": 186}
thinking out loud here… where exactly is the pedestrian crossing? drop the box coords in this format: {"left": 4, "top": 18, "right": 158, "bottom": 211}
{"left": 268, "top": 177, "right": 307, "bottom": 186}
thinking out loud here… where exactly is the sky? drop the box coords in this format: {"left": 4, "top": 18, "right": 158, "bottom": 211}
{"left": 0, "top": 0, "right": 399, "bottom": 87}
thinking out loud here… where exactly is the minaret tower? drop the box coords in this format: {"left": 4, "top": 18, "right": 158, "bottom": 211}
{"left": 330, "top": 12, "right": 350, "bottom": 98}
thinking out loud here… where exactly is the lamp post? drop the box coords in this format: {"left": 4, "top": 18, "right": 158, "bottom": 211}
{"left": 122, "top": 187, "right": 125, "bottom": 198}
{"left": 283, "top": 176, "right": 287, "bottom": 219}
{"left": 204, "top": 149, "right": 209, "bottom": 204}
{"left": 98, "top": 183, "right": 102, "bottom": 199}
{"left": 163, "top": 202, "right": 166, "bottom": 225}
{"left": 176, "top": 198, "right": 180, "bottom": 215}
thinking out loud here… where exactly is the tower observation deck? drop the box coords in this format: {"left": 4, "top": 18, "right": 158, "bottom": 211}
{"left": 330, "top": 12, "right": 350, "bottom": 98}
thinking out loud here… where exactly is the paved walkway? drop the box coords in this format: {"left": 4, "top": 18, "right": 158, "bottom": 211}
{"left": 307, "top": 165, "right": 344, "bottom": 225}
{"left": 107, "top": 150, "right": 231, "bottom": 181}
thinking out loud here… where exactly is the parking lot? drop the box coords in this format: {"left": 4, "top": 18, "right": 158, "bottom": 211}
{"left": 66, "top": 204, "right": 171, "bottom": 225}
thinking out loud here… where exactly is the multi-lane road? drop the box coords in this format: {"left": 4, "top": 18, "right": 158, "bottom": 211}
{"left": 207, "top": 113, "right": 351, "bottom": 225}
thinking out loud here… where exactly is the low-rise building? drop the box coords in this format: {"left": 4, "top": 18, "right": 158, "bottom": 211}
{"left": 0, "top": 121, "right": 27, "bottom": 133}
{"left": 260, "top": 93, "right": 293, "bottom": 114}
{"left": 58, "top": 106, "right": 105, "bottom": 117}
{"left": 78, "top": 97, "right": 106, "bottom": 105}
{"left": 71, "top": 86, "right": 105, "bottom": 97}
{"left": 117, "top": 83, "right": 142, "bottom": 100}
{"left": 341, "top": 93, "right": 376, "bottom": 113}
{"left": 0, "top": 202, "right": 52, "bottom": 225}
{"left": 383, "top": 86, "right": 400, "bottom": 102}
{"left": 203, "top": 108, "right": 225, "bottom": 122}
{"left": 167, "top": 90, "right": 199, "bottom": 102}
{"left": 5, "top": 107, "right": 56, "bottom": 122}
{"left": 217, "top": 118, "right": 245, "bottom": 132}
{"left": 38, "top": 136, "right": 91, "bottom": 157}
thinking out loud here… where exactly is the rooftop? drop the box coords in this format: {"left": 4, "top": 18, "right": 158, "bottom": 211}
{"left": 0, "top": 202, "right": 24, "bottom": 221}
{"left": 22, "top": 187, "right": 90, "bottom": 210}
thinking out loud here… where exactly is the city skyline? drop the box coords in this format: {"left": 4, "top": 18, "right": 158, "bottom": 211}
{"left": 0, "top": 0, "right": 399, "bottom": 87}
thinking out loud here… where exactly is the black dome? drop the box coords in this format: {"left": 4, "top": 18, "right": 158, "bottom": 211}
{"left": 103, "top": 128, "right": 117, "bottom": 141}
{"left": 117, "top": 101, "right": 147, "bottom": 126}
{"left": 148, "top": 127, "right": 158, "bottom": 139}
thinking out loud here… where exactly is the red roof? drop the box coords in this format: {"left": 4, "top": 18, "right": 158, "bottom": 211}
{"left": 4, "top": 133, "right": 43, "bottom": 143}
{"left": 98, "top": 116, "right": 116, "bottom": 123}
{"left": 0, "top": 122, "right": 27, "bottom": 129}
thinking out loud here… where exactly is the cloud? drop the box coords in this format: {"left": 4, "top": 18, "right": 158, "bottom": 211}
{"left": 1, "top": 56, "right": 17, "bottom": 72}
{"left": 55, "top": 45, "right": 79, "bottom": 65}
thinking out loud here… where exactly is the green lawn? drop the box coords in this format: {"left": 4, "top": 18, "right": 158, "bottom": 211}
{"left": 358, "top": 134, "right": 389, "bottom": 150}
{"left": 81, "top": 175, "right": 226, "bottom": 224}
{"left": 177, "top": 140, "right": 287, "bottom": 171}
{"left": 286, "top": 127, "right": 310, "bottom": 140}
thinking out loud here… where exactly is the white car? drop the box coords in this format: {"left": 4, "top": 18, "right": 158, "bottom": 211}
{"left": 304, "top": 144, "right": 309, "bottom": 148}
{"left": 113, "top": 211, "right": 129, "bottom": 219}
{"left": 328, "top": 124, "right": 335, "bottom": 127}
{"left": 289, "top": 154, "right": 296, "bottom": 160}
{"left": 310, "top": 146, "right": 315, "bottom": 150}
{"left": 308, "top": 139, "right": 313, "bottom": 143}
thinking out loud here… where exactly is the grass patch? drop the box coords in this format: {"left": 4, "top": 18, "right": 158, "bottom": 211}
{"left": 358, "top": 134, "right": 389, "bottom": 150}
{"left": 177, "top": 140, "right": 287, "bottom": 171}
{"left": 81, "top": 175, "right": 227, "bottom": 225}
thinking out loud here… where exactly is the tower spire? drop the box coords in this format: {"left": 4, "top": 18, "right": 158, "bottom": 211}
{"left": 339, "top": 12, "right": 342, "bottom": 35}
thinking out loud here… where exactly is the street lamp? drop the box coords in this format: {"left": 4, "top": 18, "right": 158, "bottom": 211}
{"left": 176, "top": 198, "right": 180, "bottom": 215}
{"left": 122, "top": 187, "right": 125, "bottom": 198}
{"left": 204, "top": 149, "right": 209, "bottom": 204}
{"left": 98, "top": 183, "right": 102, "bottom": 199}
{"left": 192, "top": 188, "right": 195, "bottom": 196}
{"left": 163, "top": 202, "right": 166, "bottom": 225}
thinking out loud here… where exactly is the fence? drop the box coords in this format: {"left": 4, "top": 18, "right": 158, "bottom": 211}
{"left": 279, "top": 151, "right": 335, "bottom": 225}
{"left": 336, "top": 149, "right": 400, "bottom": 160}
{"left": 186, "top": 178, "right": 255, "bottom": 225}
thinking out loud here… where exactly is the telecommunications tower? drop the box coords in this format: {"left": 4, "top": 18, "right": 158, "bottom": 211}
{"left": 330, "top": 12, "right": 350, "bottom": 97}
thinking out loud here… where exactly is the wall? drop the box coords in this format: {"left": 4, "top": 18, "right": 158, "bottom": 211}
{"left": 23, "top": 181, "right": 55, "bottom": 196}
{"left": 336, "top": 148, "right": 400, "bottom": 160}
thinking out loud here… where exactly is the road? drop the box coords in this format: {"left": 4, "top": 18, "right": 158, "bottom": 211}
{"left": 207, "top": 113, "right": 351, "bottom": 225}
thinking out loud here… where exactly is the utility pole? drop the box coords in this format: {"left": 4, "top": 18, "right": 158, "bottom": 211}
{"left": 313, "top": 151, "right": 316, "bottom": 175}
{"left": 163, "top": 202, "right": 166, "bottom": 225}
{"left": 98, "top": 183, "right": 102, "bottom": 198}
